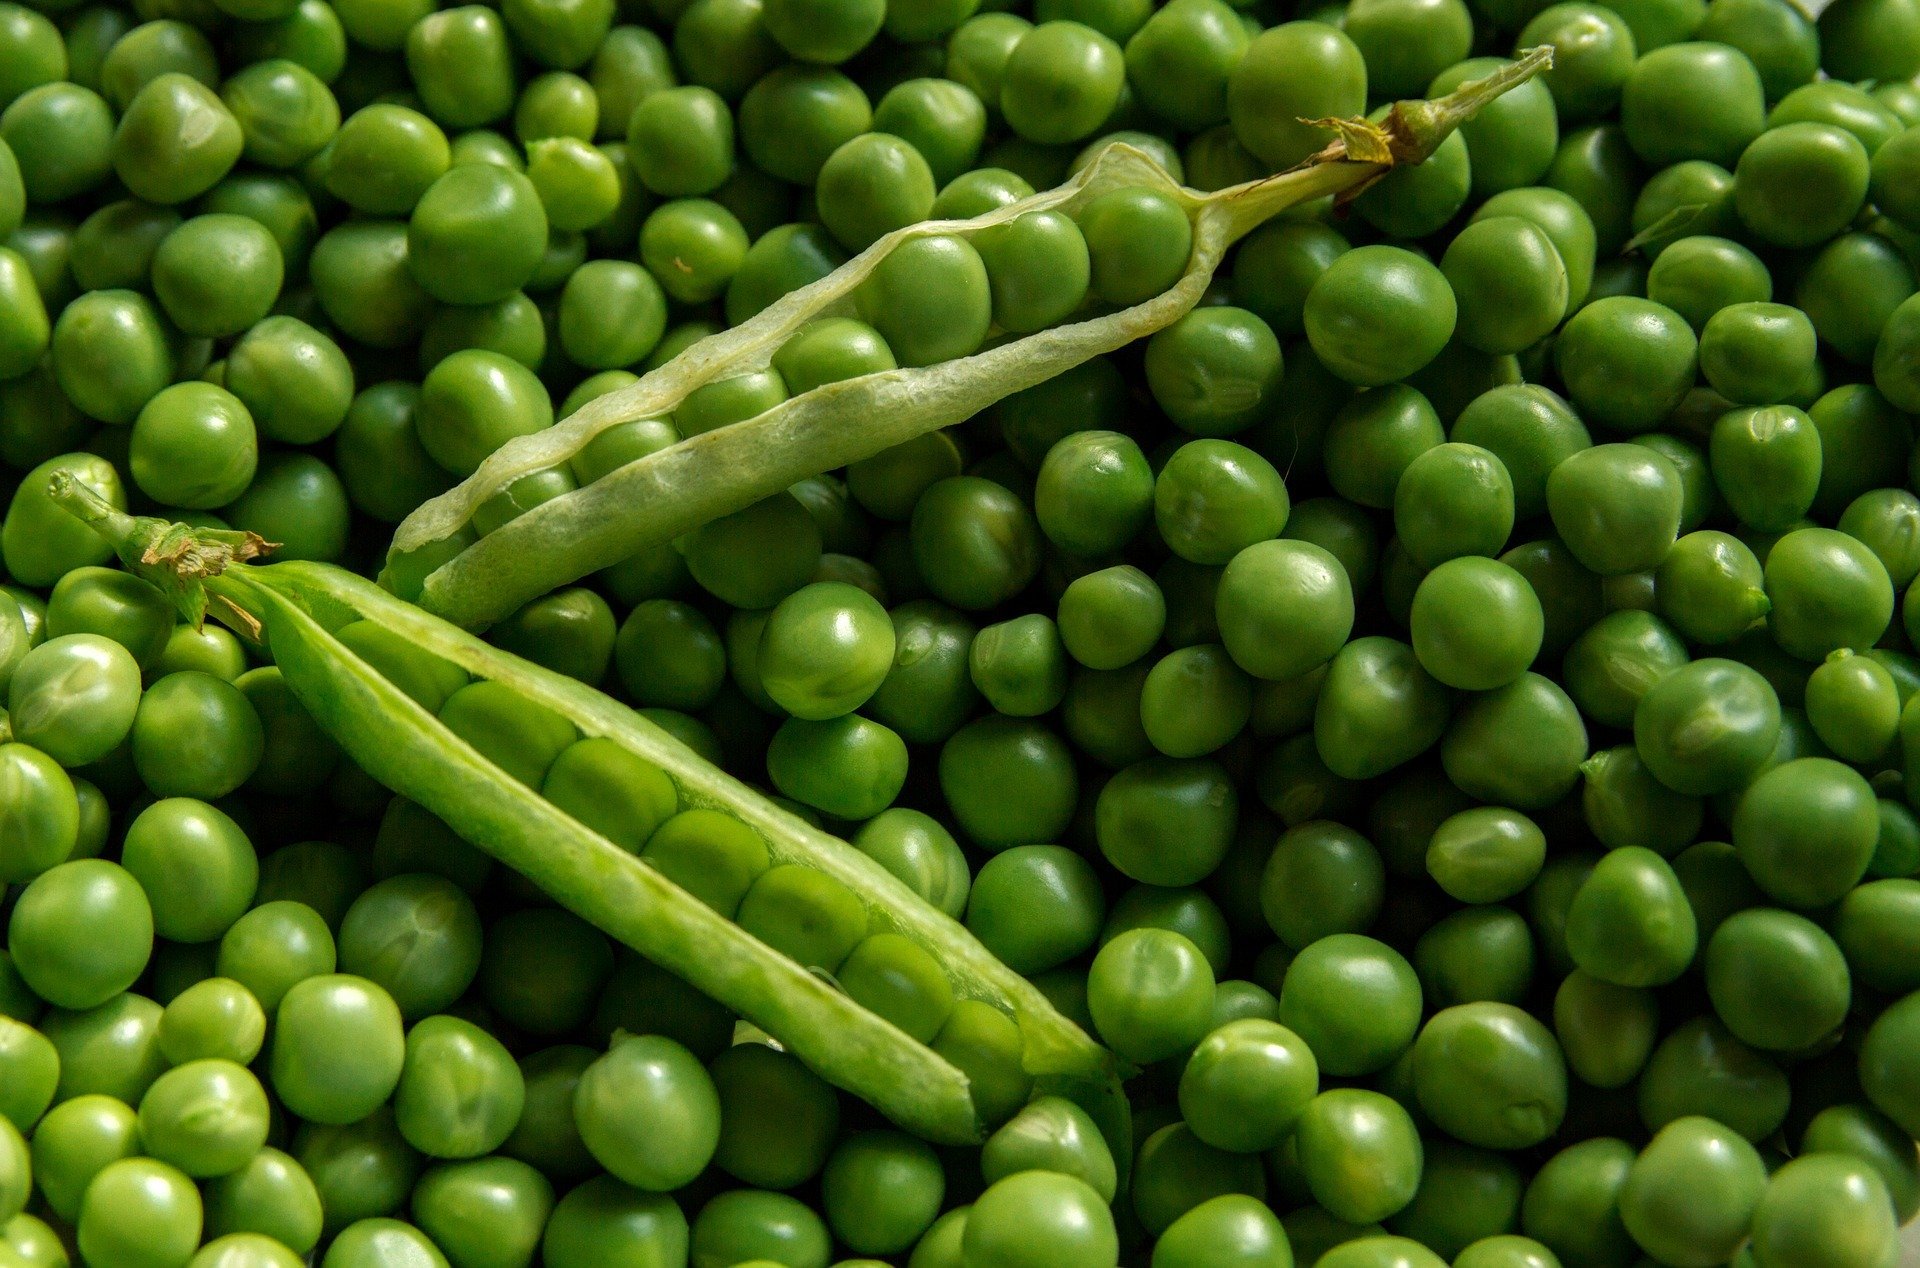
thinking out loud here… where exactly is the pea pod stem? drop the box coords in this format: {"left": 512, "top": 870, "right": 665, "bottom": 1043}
{"left": 390, "top": 48, "right": 1552, "bottom": 630}
{"left": 52, "top": 475, "right": 1121, "bottom": 1145}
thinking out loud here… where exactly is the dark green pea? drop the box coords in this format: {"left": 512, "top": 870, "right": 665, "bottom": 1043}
{"left": 1315, "top": 636, "right": 1450, "bottom": 781}
{"left": 1803, "top": 385, "right": 1909, "bottom": 525}
{"left": 1322, "top": 385, "right": 1445, "bottom": 511}
{"left": 708, "top": 1041, "right": 839, "bottom": 1190}
{"left": 968, "top": 613, "right": 1066, "bottom": 716}
{"left": 130, "top": 673, "right": 265, "bottom": 801}
{"left": 410, "top": 1156, "right": 553, "bottom": 1268}
{"left": 1554, "top": 297, "right": 1698, "bottom": 433}
{"left": 542, "top": 1177, "right": 687, "bottom": 1268}
{"left": 1583, "top": 744, "right": 1703, "bottom": 856}
{"left": 1704, "top": 907, "right": 1848, "bottom": 1052}
{"left": 1620, "top": 40, "right": 1764, "bottom": 167}
{"left": 1096, "top": 755, "right": 1235, "bottom": 887}
{"left": 1411, "top": 1003, "right": 1566, "bottom": 1150}
{"left": 864, "top": 600, "right": 978, "bottom": 744}
{"left": 1442, "top": 672, "right": 1588, "bottom": 809}
{"left": 1355, "top": 123, "right": 1471, "bottom": 241}
{"left": 909, "top": 476, "right": 1038, "bottom": 610}
{"left": 1519, "top": 4, "right": 1636, "bottom": 120}
{"left": 1032, "top": 431, "right": 1151, "bottom": 559}
{"left": 225, "top": 454, "right": 351, "bottom": 563}
{"left": 1552, "top": 970, "right": 1657, "bottom": 1090}
{"left": 1277, "top": 934, "right": 1421, "bottom": 1077}
{"left": 1767, "top": 526, "right": 1895, "bottom": 662}
{"left": 1519, "top": 1137, "right": 1635, "bottom": 1268}
{"left": 1543, "top": 124, "right": 1638, "bottom": 258}
{"left": 1259, "top": 821, "right": 1383, "bottom": 949}
{"left": 202, "top": 1147, "right": 323, "bottom": 1254}
{"left": 1473, "top": 186, "right": 1598, "bottom": 310}
{"left": 1795, "top": 231, "right": 1917, "bottom": 366}
{"left": 307, "top": 219, "right": 434, "bottom": 349}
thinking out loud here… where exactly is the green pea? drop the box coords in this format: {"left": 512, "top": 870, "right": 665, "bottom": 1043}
{"left": 1795, "top": 232, "right": 1917, "bottom": 366}
{"left": 1322, "top": 385, "right": 1445, "bottom": 511}
{"left": 1410, "top": 1003, "right": 1567, "bottom": 1150}
{"left": 1563, "top": 846, "right": 1697, "bottom": 987}
{"left": 1766, "top": 526, "right": 1895, "bottom": 662}
{"left": 1653, "top": 529, "right": 1770, "bottom": 645}
{"left": 269, "top": 974, "right": 406, "bottom": 1126}
{"left": 819, "top": 1130, "right": 944, "bottom": 1257}
{"left": 1304, "top": 246, "right": 1458, "bottom": 388}
{"left": 1276, "top": 934, "right": 1421, "bottom": 1077}
{"left": 1519, "top": 1137, "right": 1636, "bottom": 1268}
{"left": 1076, "top": 186, "right": 1193, "bottom": 308}
{"left": 216, "top": 901, "right": 336, "bottom": 1013}
{"left": 0, "top": 1015, "right": 56, "bottom": 1132}
{"left": 1441, "top": 216, "right": 1569, "bottom": 357}
{"left": 1294, "top": 1089, "right": 1424, "bottom": 1225}
{"left": 407, "top": 164, "right": 548, "bottom": 306}
{"left": 77, "top": 1157, "right": 204, "bottom": 1268}
{"left": 392, "top": 1014, "right": 523, "bottom": 1160}
{"left": 138, "top": 1058, "right": 270, "bottom": 1178}
{"left": 1554, "top": 297, "right": 1698, "bottom": 432}
{"left": 963, "top": 1170, "right": 1117, "bottom": 1268}
{"left": 1552, "top": 970, "right": 1657, "bottom": 1090}
{"left": 8, "top": 860, "right": 153, "bottom": 1011}
{"left": 1, "top": 85, "right": 114, "bottom": 204}
{"left": 542, "top": 1177, "right": 687, "bottom": 1268}
{"left": 29, "top": 1092, "right": 141, "bottom": 1223}
{"left": 1800, "top": 1103, "right": 1920, "bottom": 1225}
{"left": 307, "top": 219, "right": 433, "bottom": 348}
{"left": 1645, "top": 234, "right": 1772, "bottom": 331}
{"left": 1617, "top": 1117, "right": 1766, "bottom": 1267}
{"left": 1314, "top": 636, "right": 1450, "bottom": 781}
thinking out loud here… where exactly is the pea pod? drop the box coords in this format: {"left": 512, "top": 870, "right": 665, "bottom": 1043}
{"left": 388, "top": 51, "right": 1553, "bottom": 629}
{"left": 54, "top": 476, "right": 1117, "bottom": 1146}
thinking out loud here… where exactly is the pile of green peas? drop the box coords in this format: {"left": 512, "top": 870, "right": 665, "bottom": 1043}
{"left": 5, "top": 0, "right": 1920, "bottom": 1251}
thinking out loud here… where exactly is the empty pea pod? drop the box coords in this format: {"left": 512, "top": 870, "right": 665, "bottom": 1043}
{"left": 54, "top": 477, "right": 1118, "bottom": 1147}
{"left": 383, "top": 51, "right": 1554, "bottom": 630}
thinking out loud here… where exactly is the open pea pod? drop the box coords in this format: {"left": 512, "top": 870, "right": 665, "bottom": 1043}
{"left": 54, "top": 478, "right": 1119, "bottom": 1146}
{"left": 388, "top": 50, "right": 1552, "bottom": 630}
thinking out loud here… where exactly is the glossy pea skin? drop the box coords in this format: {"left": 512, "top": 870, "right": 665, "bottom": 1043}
{"left": 1617, "top": 1117, "right": 1765, "bottom": 1268}
{"left": 1216, "top": 540, "right": 1354, "bottom": 682}
{"left": 49, "top": 289, "right": 175, "bottom": 427}
{"left": 1645, "top": 234, "right": 1772, "bottom": 331}
{"left": 1554, "top": 297, "right": 1698, "bottom": 433}
{"left": 1228, "top": 22, "right": 1367, "bottom": 169}
{"left": 857, "top": 234, "right": 991, "bottom": 368}
{"left": 1734, "top": 122, "right": 1870, "bottom": 253}
{"left": 1733, "top": 756, "right": 1878, "bottom": 908}
{"left": 1144, "top": 307, "right": 1284, "bottom": 438}
{"left": 1564, "top": 846, "right": 1697, "bottom": 987}
{"left": 1293, "top": 1088, "right": 1424, "bottom": 1225}
{"left": 269, "top": 974, "right": 406, "bottom": 1126}
{"left": 1553, "top": 970, "right": 1658, "bottom": 1089}
{"left": 1439, "top": 216, "right": 1568, "bottom": 356}
{"left": 1314, "top": 637, "right": 1451, "bottom": 781}
{"left": 1547, "top": 443, "right": 1684, "bottom": 576}
{"left": 1584, "top": 744, "right": 1705, "bottom": 857}
{"left": 78, "top": 1157, "right": 204, "bottom": 1268}
{"left": 1766, "top": 526, "right": 1895, "bottom": 662}
{"left": 1076, "top": 186, "right": 1193, "bottom": 308}
{"left": 1035, "top": 432, "right": 1153, "bottom": 560}
{"left": 1086, "top": 928, "right": 1215, "bottom": 1065}
{"left": 1278, "top": 934, "right": 1422, "bottom": 1077}
{"left": 973, "top": 210, "right": 1090, "bottom": 335}
{"left": 1805, "top": 649, "right": 1899, "bottom": 763}
{"left": 1305, "top": 246, "right": 1458, "bottom": 388}
{"left": 1094, "top": 756, "right": 1234, "bottom": 886}
{"left": 1411, "top": 1003, "right": 1567, "bottom": 1151}
{"left": 1178, "top": 1018, "right": 1318, "bottom": 1153}
{"left": 542, "top": 1177, "right": 687, "bottom": 1268}
{"left": 1426, "top": 808, "right": 1546, "bottom": 903}
{"left": 8, "top": 859, "right": 153, "bottom": 1011}
{"left": 1393, "top": 442, "right": 1515, "bottom": 570}
{"left": 131, "top": 383, "right": 259, "bottom": 512}
{"left": 1154, "top": 439, "right": 1289, "bottom": 567}
{"left": 1655, "top": 529, "right": 1771, "bottom": 645}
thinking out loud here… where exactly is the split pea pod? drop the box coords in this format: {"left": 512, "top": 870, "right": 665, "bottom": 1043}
{"left": 387, "top": 50, "right": 1553, "bottom": 630}
{"left": 54, "top": 477, "right": 1119, "bottom": 1147}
